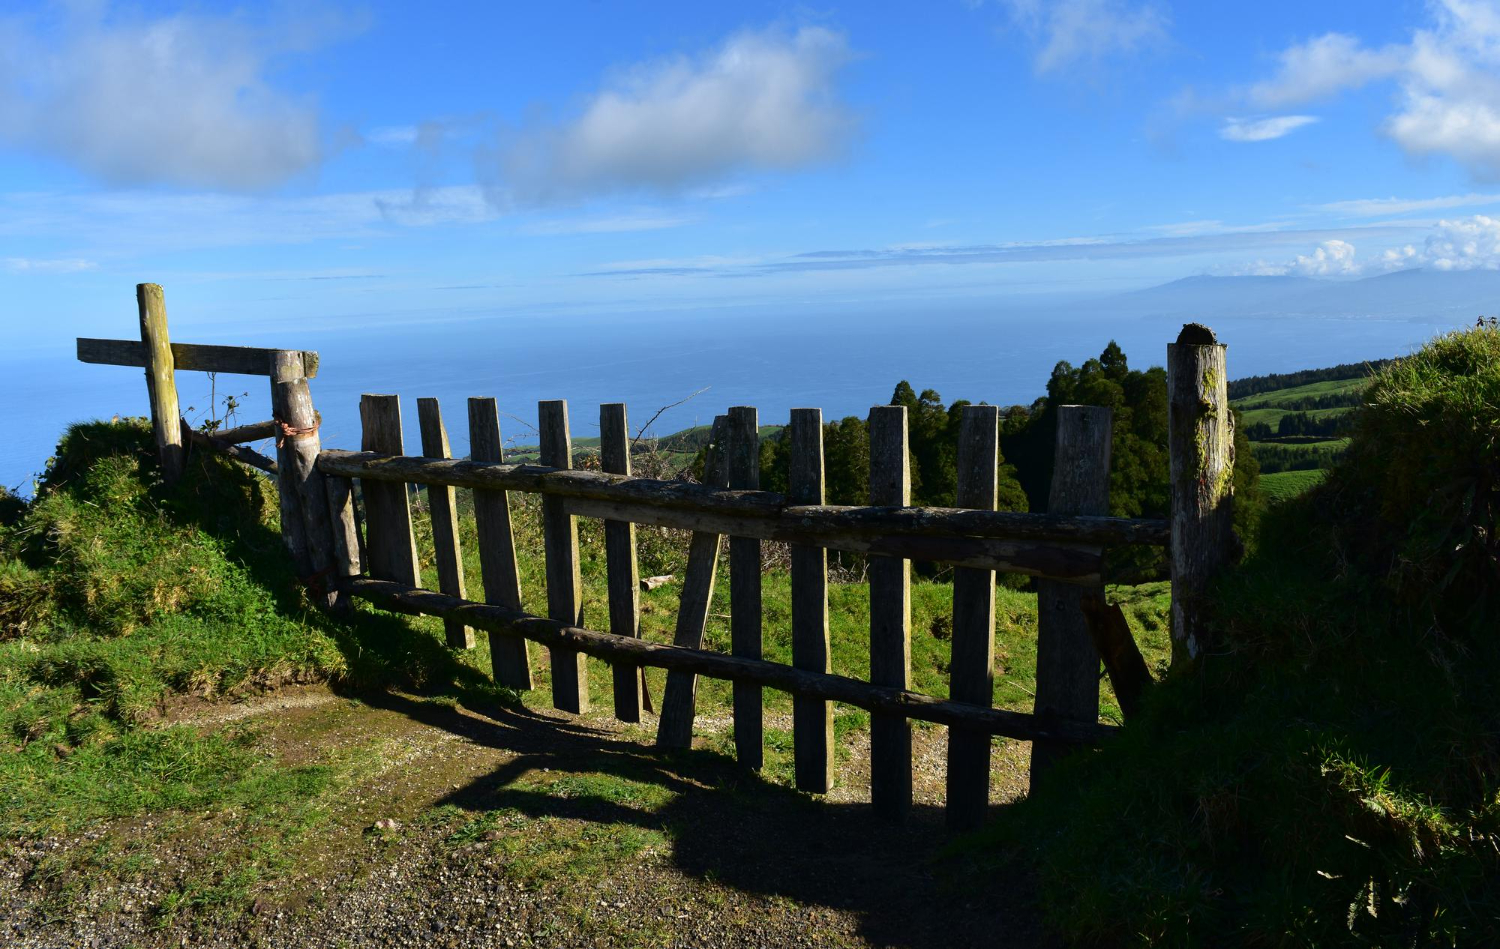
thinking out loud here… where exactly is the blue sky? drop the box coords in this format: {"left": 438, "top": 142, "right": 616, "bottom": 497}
{"left": 5, "top": 0, "right": 1500, "bottom": 345}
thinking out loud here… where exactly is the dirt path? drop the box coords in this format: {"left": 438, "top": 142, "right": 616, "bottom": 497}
{"left": 2, "top": 687, "right": 1047, "bottom": 948}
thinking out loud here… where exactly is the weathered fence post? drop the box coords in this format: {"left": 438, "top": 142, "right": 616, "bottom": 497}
{"left": 271, "top": 351, "right": 337, "bottom": 609}
{"left": 359, "top": 395, "right": 421, "bottom": 588}
{"left": 868, "top": 405, "right": 912, "bottom": 820}
{"left": 656, "top": 416, "right": 730, "bottom": 749}
{"left": 1030, "top": 405, "right": 1111, "bottom": 783}
{"left": 417, "top": 398, "right": 475, "bottom": 649}
{"left": 468, "top": 398, "right": 533, "bottom": 690}
{"left": 600, "top": 403, "right": 643, "bottom": 722}
{"left": 324, "top": 474, "right": 363, "bottom": 607}
{"left": 136, "top": 283, "right": 185, "bottom": 484}
{"left": 790, "top": 408, "right": 834, "bottom": 794}
{"left": 947, "top": 404, "right": 999, "bottom": 831}
{"left": 1167, "top": 323, "right": 1236, "bottom": 669}
{"left": 539, "top": 400, "right": 589, "bottom": 714}
{"left": 728, "top": 406, "right": 763, "bottom": 770}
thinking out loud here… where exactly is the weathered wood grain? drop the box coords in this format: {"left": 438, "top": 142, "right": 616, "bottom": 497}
{"left": 656, "top": 416, "right": 730, "bottom": 750}
{"left": 539, "top": 400, "right": 588, "bottom": 714}
{"left": 271, "top": 351, "right": 336, "bottom": 609}
{"left": 315, "top": 450, "right": 1167, "bottom": 547}
{"left": 600, "top": 403, "right": 643, "bottom": 722}
{"left": 359, "top": 395, "right": 421, "bottom": 588}
{"left": 135, "top": 284, "right": 185, "bottom": 485}
{"left": 467, "top": 398, "right": 533, "bottom": 690}
{"left": 324, "top": 473, "right": 362, "bottom": 609}
{"left": 1167, "top": 323, "right": 1236, "bottom": 669}
{"left": 181, "top": 420, "right": 277, "bottom": 475}
{"left": 1031, "top": 405, "right": 1111, "bottom": 784}
{"left": 947, "top": 404, "right": 999, "bottom": 832}
{"left": 349, "top": 577, "right": 1117, "bottom": 745}
{"left": 78, "top": 337, "right": 318, "bottom": 378}
{"left": 868, "top": 405, "right": 912, "bottom": 820}
{"left": 728, "top": 406, "right": 763, "bottom": 771}
{"left": 790, "top": 408, "right": 834, "bottom": 794}
{"left": 203, "top": 419, "right": 278, "bottom": 445}
{"left": 417, "top": 398, "right": 474, "bottom": 649}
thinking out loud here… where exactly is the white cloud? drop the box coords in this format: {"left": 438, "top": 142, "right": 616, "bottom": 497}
{"left": 999, "top": 0, "right": 1168, "bottom": 74}
{"left": 522, "top": 212, "right": 692, "bottom": 235}
{"left": 1244, "top": 239, "right": 1361, "bottom": 276}
{"left": 0, "top": 7, "right": 348, "bottom": 190}
{"left": 1319, "top": 192, "right": 1500, "bottom": 216}
{"left": 1383, "top": 214, "right": 1500, "bottom": 270}
{"left": 488, "top": 26, "right": 854, "bottom": 204}
{"left": 367, "top": 126, "right": 420, "bottom": 147}
{"left": 1219, "top": 115, "right": 1319, "bottom": 142}
{"left": 1248, "top": 33, "right": 1403, "bottom": 107}
{"left": 3, "top": 257, "right": 96, "bottom": 274}
{"left": 1242, "top": 2, "right": 1500, "bottom": 178}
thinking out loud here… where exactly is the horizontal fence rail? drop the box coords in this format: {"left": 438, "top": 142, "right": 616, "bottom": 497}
{"left": 350, "top": 577, "right": 1118, "bottom": 745}
{"left": 315, "top": 449, "right": 1166, "bottom": 584}
{"left": 77, "top": 337, "right": 320, "bottom": 378}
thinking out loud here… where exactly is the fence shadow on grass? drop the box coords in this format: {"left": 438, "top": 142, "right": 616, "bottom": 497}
{"left": 360, "top": 688, "right": 1045, "bottom": 949}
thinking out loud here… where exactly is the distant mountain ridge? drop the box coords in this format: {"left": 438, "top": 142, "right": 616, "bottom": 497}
{"left": 1114, "top": 268, "right": 1500, "bottom": 322}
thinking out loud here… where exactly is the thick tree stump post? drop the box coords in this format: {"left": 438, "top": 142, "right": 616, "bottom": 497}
{"left": 136, "top": 283, "right": 185, "bottom": 484}
{"left": 271, "top": 351, "right": 337, "bottom": 608}
{"left": 947, "top": 404, "right": 999, "bottom": 832}
{"left": 600, "top": 403, "right": 644, "bottom": 722}
{"left": 1030, "top": 405, "right": 1111, "bottom": 784}
{"left": 539, "top": 400, "right": 589, "bottom": 714}
{"left": 1167, "top": 323, "right": 1236, "bottom": 670}
{"left": 790, "top": 408, "right": 834, "bottom": 794}
{"left": 727, "top": 406, "right": 763, "bottom": 770}
{"left": 868, "top": 405, "right": 912, "bottom": 820}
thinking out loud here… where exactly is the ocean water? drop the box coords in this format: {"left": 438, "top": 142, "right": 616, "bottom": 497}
{"left": 1, "top": 305, "right": 1462, "bottom": 493}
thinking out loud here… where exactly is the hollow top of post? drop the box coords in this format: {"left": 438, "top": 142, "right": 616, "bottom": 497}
{"left": 1175, "top": 323, "right": 1218, "bottom": 345}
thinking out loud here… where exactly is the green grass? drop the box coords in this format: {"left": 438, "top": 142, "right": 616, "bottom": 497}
{"left": 1237, "top": 404, "right": 1352, "bottom": 429}
{"left": 1231, "top": 376, "right": 1367, "bottom": 410}
{"left": 1258, "top": 469, "right": 1327, "bottom": 503}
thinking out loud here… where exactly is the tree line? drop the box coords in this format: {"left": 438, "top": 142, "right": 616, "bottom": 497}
{"left": 1226, "top": 359, "right": 1389, "bottom": 399}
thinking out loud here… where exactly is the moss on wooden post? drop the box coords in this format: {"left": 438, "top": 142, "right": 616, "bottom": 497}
{"left": 1166, "top": 323, "right": 1236, "bottom": 670}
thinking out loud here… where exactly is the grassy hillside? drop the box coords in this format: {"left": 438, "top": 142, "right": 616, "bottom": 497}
{"left": 994, "top": 327, "right": 1500, "bottom": 946}
{"left": 0, "top": 416, "right": 1171, "bottom": 932}
{"left": 1231, "top": 366, "right": 1376, "bottom": 500}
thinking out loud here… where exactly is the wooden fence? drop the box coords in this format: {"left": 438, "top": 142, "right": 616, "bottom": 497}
{"left": 78, "top": 284, "right": 1237, "bottom": 831}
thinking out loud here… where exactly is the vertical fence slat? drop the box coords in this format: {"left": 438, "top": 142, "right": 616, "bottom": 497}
{"left": 728, "top": 406, "right": 763, "bottom": 770}
{"left": 600, "top": 403, "right": 643, "bottom": 722}
{"left": 417, "top": 398, "right": 475, "bottom": 649}
{"left": 468, "top": 398, "right": 533, "bottom": 690}
{"left": 790, "top": 408, "right": 834, "bottom": 794}
{"left": 656, "top": 416, "right": 730, "bottom": 749}
{"left": 324, "top": 473, "right": 362, "bottom": 607}
{"left": 359, "top": 395, "right": 421, "bottom": 588}
{"left": 136, "top": 283, "right": 185, "bottom": 484}
{"left": 947, "top": 404, "right": 999, "bottom": 831}
{"left": 539, "top": 400, "right": 588, "bottom": 713}
{"left": 271, "top": 351, "right": 337, "bottom": 608}
{"left": 1031, "top": 405, "right": 1111, "bottom": 784}
{"left": 1167, "top": 323, "right": 1235, "bottom": 670}
{"left": 868, "top": 405, "right": 912, "bottom": 819}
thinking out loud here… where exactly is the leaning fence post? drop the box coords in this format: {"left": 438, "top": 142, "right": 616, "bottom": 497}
{"left": 417, "top": 398, "right": 475, "bottom": 649}
{"left": 1030, "top": 405, "right": 1111, "bottom": 784}
{"left": 790, "top": 408, "right": 834, "bottom": 794}
{"left": 727, "top": 406, "right": 763, "bottom": 771}
{"left": 600, "top": 403, "right": 644, "bottom": 722}
{"left": 136, "top": 283, "right": 185, "bottom": 484}
{"left": 468, "top": 398, "right": 534, "bottom": 690}
{"left": 271, "top": 350, "right": 337, "bottom": 608}
{"left": 868, "top": 405, "right": 912, "bottom": 820}
{"left": 947, "top": 404, "right": 999, "bottom": 832}
{"left": 1166, "top": 323, "right": 1236, "bottom": 670}
{"left": 539, "top": 400, "right": 589, "bottom": 714}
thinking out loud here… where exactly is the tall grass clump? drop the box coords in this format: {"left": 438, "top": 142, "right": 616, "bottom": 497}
{"left": 991, "top": 328, "right": 1500, "bottom": 947}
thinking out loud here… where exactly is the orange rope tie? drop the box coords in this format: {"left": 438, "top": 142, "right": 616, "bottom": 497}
{"left": 274, "top": 416, "right": 319, "bottom": 448}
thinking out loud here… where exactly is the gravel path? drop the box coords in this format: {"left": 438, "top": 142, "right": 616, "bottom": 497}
{"left": 1, "top": 687, "right": 1047, "bottom": 948}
